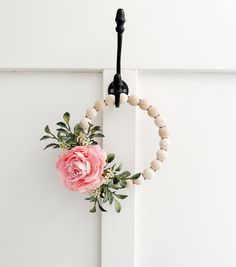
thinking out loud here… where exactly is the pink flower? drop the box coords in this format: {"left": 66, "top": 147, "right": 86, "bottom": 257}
{"left": 56, "top": 145, "right": 107, "bottom": 193}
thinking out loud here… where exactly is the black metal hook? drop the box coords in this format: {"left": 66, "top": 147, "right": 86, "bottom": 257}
{"left": 108, "top": 8, "right": 129, "bottom": 108}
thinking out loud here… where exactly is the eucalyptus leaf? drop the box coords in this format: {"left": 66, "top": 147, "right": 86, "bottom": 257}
{"left": 112, "top": 184, "right": 121, "bottom": 190}
{"left": 85, "top": 196, "right": 94, "bottom": 201}
{"left": 74, "top": 124, "right": 83, "bottom": 134}
{"left": 114, "top": 194, "right": 128, "bottom": 200}
{"left": 115, "top": 163, "right": 122, "bottom": 172}
{"left": 56, "top": 122, "right": 67, "bottom": 128}
{"left": 128, "top": 173, "right": 141, "bottom": 180}
{"left": 114, "top": 199, "right": 121, "bottom": 213}
{"left": 92, "top": 133, "right": 105, "bottom": 138}
{"left": 106, "top": 153, "right": 115, "bottom": 163}
{"left": 119, "top": 180, "right": 127, "bottom": 188}
{"left": 113, "top": 178, "right": 119, "bottom": 184}
{"left": 103, "top": 192, "right": 109, "bottom": 203}
{"left": 91, "top": 126, "right": 101, "bottom": 132}
{"left": 89, "top": 205, "right": 96, "bottom": 213}
{"left": 40, "top": 135, "right": 52, "bottom": 140}
{"left": 56, "top": 128, "right": 68, "bottom": 134}
{"left": 66, "top": 139, "right": 77, "bottom": 145}
{"left": 63, "top": 112, "right": 70, "bottom": 124}
{"left": 44, "top": 143, "right": 58, "bottom": 150}
{"left": 117, "top": 171, "right": 131, "bottom": 179}
{"left": 97, "top": 201, "right": 107, "bottom": 212}
{"left": 108, "top": 191, "right": 113, "bottom": 205}
{"left": 44, "top": 125, "right": 51, "bottom": 134}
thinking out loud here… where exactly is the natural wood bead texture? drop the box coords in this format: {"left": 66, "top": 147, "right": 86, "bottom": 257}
{"left": 80, "top": 95, "right": 169, "bottom": 185}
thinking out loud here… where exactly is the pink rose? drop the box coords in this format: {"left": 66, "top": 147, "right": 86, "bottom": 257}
{"left": 56, "top": 145, "right": 106, "bottom": 193}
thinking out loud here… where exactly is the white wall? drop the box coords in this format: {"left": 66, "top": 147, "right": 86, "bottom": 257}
{"left": 136, "top": 72, "right": 236, "bottom": 266}
{"left": 0, "top": 72, "right": 102, "bottom": 267}
{"left": 1, "top": 0, "right": 236, "bottom": 70}
{"left": 2, "top": 71, "right": 236, "bottom": 267}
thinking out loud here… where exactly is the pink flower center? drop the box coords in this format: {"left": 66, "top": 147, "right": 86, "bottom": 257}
{"left": 65, "top": 152, "right": 91, "bottom": 182}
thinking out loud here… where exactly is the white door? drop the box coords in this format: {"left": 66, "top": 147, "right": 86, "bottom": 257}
{"left": 1, "top": 1, "right": 236, "bottom": 267}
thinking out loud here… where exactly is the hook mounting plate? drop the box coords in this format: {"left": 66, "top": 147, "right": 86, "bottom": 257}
{"left": 108, "top": 80, "right": 129, "bottom": 95}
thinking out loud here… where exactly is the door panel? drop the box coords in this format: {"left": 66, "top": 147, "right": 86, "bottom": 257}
{"left": 136, "top": 72, "right": 236, "bottom": 267}
{"left": 0, "top": 72, "right": 102, "bottom": 267}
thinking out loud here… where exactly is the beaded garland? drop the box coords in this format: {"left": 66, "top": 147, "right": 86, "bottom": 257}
{"left": 80, "top": 93, "right": 169, "bottom": 186}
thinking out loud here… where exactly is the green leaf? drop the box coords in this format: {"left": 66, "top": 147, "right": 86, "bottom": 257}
{"left": 97, "top": 201, "right": 107, "bottom": 212}
{"left": 91, "top": 125, "right": 101, "bottom": 132}
{"left": 56, "top": 128, "right": 68, "bottom": 134}
{"left": 44, "top": 143, "right": 58, "bottom": 150}
{"left": 114, "top": 199, "right": 121, "bottom": 213}
{"left": 114, "top": 194, "right": 128, "bottom": 200}
{"left": 115, "top": 163, "right": 122, "bottom": 172}
{"left": 108, "top": 191, "right": 113, "bottom": 205}
{"left": 74, "top": 124, "right": 83, "bottom": 134}
{"left": 66, "top": 139, "right": 77, "bottom": 145}
{"left": 40, "top": 135, "right": 52, "bottom": 141}
{"left": 128, "top": 173, "right": 141, "bottom": 180}
{"left": 91, "top": 141, "right": 98, "bottom": 145}
{"left": 56, "top": 122, "right": 67, "bottom": 128}
{"left": 92, "top": 133, "right": 105, "bottom": 138}
{"left": 57, "top": 131, "right": 62, "bottom": 139}
{"left": 102, "top": 188, "right": 109, "bottom": 203}
{"left": 52, "top": 144, "right": 60, "bottom": 149}
{"left": 119, "top": 180, "right": 127, "bottom": 188}
{"left": 113, "top": 178, "right": 119, "bottom": 184}
{"left": 63, "top": 112, "right": 70, "bottom": 124}
{"left": 89, "top": 205, "right": 96, "bottom": 213}
{"left": 87, "top": 122, "right": 93, "bottom": 133}
{"left": 106, "top": 153, "right": 115, "bottom": 163}
{"left": 44, "top": 125, "right": 51, "bottom": 134}
{"left": 117, "top": 171, "right": 131, "bottom": 179}
{"left": 103, "top": 194, "right": 109, "bottom": 203}
{"left": 85, "top": 196, "right": 94, "bottom": 201}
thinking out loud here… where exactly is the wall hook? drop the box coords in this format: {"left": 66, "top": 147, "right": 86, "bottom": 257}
{"left": 108, "top": 8, "right": 129, "bottom": 108}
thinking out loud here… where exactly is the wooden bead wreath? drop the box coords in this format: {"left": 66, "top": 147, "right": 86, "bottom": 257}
{"left": 41, "top": 93, "right": 169, "bottom": 213}
{"left": 80, "top": 93, "right": 169, "bottom": 186}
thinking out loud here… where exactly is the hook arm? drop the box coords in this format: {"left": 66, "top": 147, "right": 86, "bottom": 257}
{"left": 108, "top": 8, "right": 129, "bottom": 108}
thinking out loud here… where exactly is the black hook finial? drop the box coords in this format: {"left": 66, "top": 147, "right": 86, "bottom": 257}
{"left": 108, "top": 8, "right": 129, "bottom": 108}
{"left": 116, "top": 9, "right": 125, "bottom": 33}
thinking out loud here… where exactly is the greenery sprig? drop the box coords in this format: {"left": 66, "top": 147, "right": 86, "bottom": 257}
{"left": 86, "top": 153, "right": 141, "bottom": 213}
{"left": 40, "top": 112, "right": 104, "bottom": 150}
{"left": 41, "top": 112, "right": 141, "bottom": 213}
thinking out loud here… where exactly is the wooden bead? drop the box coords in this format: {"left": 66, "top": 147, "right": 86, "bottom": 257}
{"left": 158, "top": 127, "right": 169, "bottom": 138}
{"left": 142, "top": 168, "right": 155, "bottom": 179}
{"left": 156, "top": 149, "right": 168, "bottom": 161}
{"left": 86, "top": 107, "right": 97, "bottom": 119}
{"left": 139, "top": 99, "right": 150, "bottom": 110}
{"left": 159, "top": 139, "right": 170, "bottom": 150}
{"left": 120, "top": 93, "right": 128, "bottom": 104}
{"left": 105, "top": 95, "right": 115, "bottom": 106}
{"left": 154, "top": 115, "right": 166, "bottom": 127}
{"left": 151, "top": 159, "right": 162, "bottom": 171}
{"left": 80, "top": 117, "right": 91, "bottom": 130}
{"left": 126, "top": 179, "right": 134, "bottom": 188}
{"left": 128, "top": 95, "right": 140, "bottom": 106}
{"left": 134, "top": 176, "right": 144, "bottom": 185}
{"left": 94, "top": 100, "right": 106, "bottom": 112}
{"left": 148, "top": 106, "right": 159, "bottom": 118}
